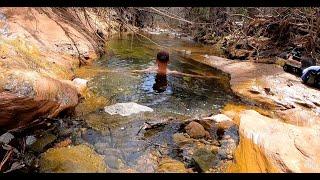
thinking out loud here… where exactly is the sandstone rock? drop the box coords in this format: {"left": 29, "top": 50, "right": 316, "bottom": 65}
{"left": 0, "top": 70, "right": 79, "bottom": 129}
{"left": 0, "top": 7, "right": 115, "bottom": 130}
{"left": 185, "top": 121, "right": 209, "bottom": 139}
{"left": 230, "top": 110, "right": 320, "bottom": 173}
{"left": 192, "top": 50, "right": 320, "bottom": 173}
{"left": 39, "top": 144, "right": 107, "bottom": 173}
{"left": 157, "top": 157, "right": 189, "bottom": 173}
{"left": 276, "top": 108, "right": 320, "bottom": 127}
{"left": 104, "top": 102, "right": 153, "bottom": 116}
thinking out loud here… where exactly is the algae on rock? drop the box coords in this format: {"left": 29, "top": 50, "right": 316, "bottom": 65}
{"left": 39, "top": 144, "right": 107, "bottom": 173}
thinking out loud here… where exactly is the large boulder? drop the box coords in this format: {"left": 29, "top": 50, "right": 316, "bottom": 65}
{"left": 0, "top": 70, "right": 79, "bottom": 129}
{"left": 0, "top": 7, "right": 119, "bottom": 130}
{"left": 229, "top": 110, "right": 320, "bottom": 173}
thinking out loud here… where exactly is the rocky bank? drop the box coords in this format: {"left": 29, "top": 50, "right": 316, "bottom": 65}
{"left": 0, "top": 7, "right": 118, "bottom": 129}
{"left": 193, "top": 55, "right": 320, "bottom": 172}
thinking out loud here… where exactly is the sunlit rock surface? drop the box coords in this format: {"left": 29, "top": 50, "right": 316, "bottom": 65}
{"left": 229, "top": 110, "right": 320, "bottom": 172}
{"left": 193, "top": 55, "right": 320, "bottom": 173}
{"left": 0, "top": 7, "right": 118, "bottom": 129}
{"left": 104, "top": 102, "right": 154, "bottom": 116}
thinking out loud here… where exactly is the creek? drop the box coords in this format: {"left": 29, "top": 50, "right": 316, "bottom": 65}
{"left": 69, "top": 33, "right": 243, "bottom": 172}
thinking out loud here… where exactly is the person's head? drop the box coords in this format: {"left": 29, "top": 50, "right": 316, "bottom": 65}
{"left": 156, "top": 51, "right": 169, "bottom": 65}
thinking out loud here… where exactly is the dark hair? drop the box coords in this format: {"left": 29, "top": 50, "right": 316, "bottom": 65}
{"left": 157, "top": 51, "right": 169, "bottom": 63}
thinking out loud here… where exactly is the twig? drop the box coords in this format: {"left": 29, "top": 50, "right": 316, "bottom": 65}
{"left": 0, "top": 149, "right": 13, "bottom": 172}
{"left": 148, "top": 7, "right": 194, "bottom": 25}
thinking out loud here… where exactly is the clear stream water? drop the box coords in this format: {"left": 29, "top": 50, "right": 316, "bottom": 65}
{"left": 75, "top": 33, "right": 242, "bottom": 172}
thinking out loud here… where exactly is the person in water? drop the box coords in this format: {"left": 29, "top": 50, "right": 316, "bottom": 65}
{"left": 132, "top": 51, "right": 217, "bottom": 77}
{"left": 153, "top": 51, "right": 170, "bottom": 92}
{"left": 132, "top": 51, "right": 218, "bottom": 92}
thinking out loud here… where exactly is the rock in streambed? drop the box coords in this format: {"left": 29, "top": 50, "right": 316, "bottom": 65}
{"left": 104, "top": 102, "right": 153, "bottom": 116}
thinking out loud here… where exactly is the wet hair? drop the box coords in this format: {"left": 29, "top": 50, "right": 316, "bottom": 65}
{"left": 157, "top": 51, "right": 169, "bottom": 63}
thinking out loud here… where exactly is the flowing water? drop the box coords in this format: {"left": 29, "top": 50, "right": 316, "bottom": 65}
{"left": 74, "top": 33, "right": 242, "bottom": 172}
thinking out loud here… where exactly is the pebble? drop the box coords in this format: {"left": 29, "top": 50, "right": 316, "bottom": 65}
{"left": 0, "top": 132, "right": 14, "bottom": 144}
{"left": 185, "top": 121, "right": 208, "bottom": 139}
{"left": 26, "top": 136, "right": 37, "bottom": 146}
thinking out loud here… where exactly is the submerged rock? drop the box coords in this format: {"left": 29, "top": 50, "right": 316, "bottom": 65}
{"left": 30, "top": 133, "right": 57, "bottom": 153}
{"left": 135, "top": 152, "right": 158, "bottom": 173}
{"left": 173, "top": 133, "right": 193, "bottom": 146}
{"left": 104, "top": 102, "right": 153, "bottom": 116}
{"left": 94, "top": 143, "right": 125, "bottom": 170}
{"left": 26, "top": 135, "right": 37, "bottom": 146}
{"left": 39, "top": 144, "right": 107, "bottom": 173}
{"left": 192, "top": 148, "right": 217, "bottom": 172}
{"left": 185, "top": 121, "right": 209, "bottom": 139}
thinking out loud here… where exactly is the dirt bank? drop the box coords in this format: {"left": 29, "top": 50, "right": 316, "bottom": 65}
{"left": 0, "top": 7, "right": 119, "bottom": 129}
{"left": 193, "top": 55, "right": 320, "bottom": 172}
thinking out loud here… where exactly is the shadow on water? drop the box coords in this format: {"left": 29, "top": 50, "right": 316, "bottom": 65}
{"left": 74, "top": 33, "right": 243, "bottom": 172}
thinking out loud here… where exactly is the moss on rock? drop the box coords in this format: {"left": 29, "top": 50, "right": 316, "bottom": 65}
{"left": 39, "top": 144, "right": 107, "bottom": 173}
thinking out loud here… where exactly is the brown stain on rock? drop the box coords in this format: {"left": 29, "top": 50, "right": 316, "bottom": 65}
{"left": 226, "top": 134, "right": 279, "bottom": 173}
